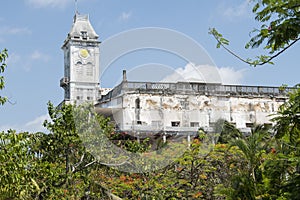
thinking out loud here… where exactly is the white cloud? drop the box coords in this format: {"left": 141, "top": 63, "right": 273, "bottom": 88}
{"left": 218, "top": 67, "right": 245, "bottom": 84}
{"left": 161, "top": 63, "right": 245, "bottom": 85}
{"left": 0, "top": 114, "right": 50, "bottom": 133}
{"left": 7, "top": 52, "right": 21, "bottom": 65}
{"left": 30, "top": 50, "right": 50, "bottom": 62}
{"left": 25, "top": 0, "right": 71, "bottom": 8}
{"left": 0, "top": 26, "right": 31, "bottom": 43}
{"left": 6, "top": 50, "right": 51, "bottom": 71}
{"left": 0, "top": 26, "right": 31, "bottom": 35}
{"left": 222, "top": 0, "right": 251, "bottom": 19}
{"left": 25, "top": 114, "right": 50, "bottom": 132}
{"left": 119, "top": 11, "right": 132, "bottom": 21}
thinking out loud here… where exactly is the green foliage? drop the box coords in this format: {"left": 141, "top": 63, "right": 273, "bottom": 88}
{"left": 272, "top": 85, "right": 300, "bottom": 143}
{"left": 215, "top": 86, "right": 300, "bottom": 199}
{"left": 40, "top": 101, "right": 115, "bottom": 199}
{"left": 100, "top": 137, "right": 246, "bottom": 199}
{"left": 0, "top": 130, "right": 42, "bottom": 199}
{"left": 1, "top": 89, "right": 300, "bottom": 199}
{"left": 0, "top": 102, "right": 116, "bottom": 199}
{"left": 215, "top": 125, "right": 272, "bottom": 199}
{"left": 209, "top": 0, "right": 300, "bottom": 66}
{"left": 0, "top": 48, "right": 8, "bottom": 105}
{"left": 217, "top": 120, "right": 243, "bottom": 143}
{"left": 249, "top": 0, "right": 300, "bottom": 53}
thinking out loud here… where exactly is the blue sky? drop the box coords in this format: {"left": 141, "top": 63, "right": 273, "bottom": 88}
{"left": 0, "top": 0, "right": 299, "bottom": 132}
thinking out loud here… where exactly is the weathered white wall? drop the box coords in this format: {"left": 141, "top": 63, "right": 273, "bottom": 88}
{"left": 103, "top": 93, "right": 286, "bottom": 132}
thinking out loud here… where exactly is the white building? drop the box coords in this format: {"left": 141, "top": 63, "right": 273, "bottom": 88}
{"left": 60, "top": 13, "right": 292, "bottom": 134}
{"left": 96, "top": 72, "right": 292, "bottom": 134}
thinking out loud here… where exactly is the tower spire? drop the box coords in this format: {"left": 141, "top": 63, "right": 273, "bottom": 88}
{"left": 75, "top": 0, "right": 79, "bottom": 14}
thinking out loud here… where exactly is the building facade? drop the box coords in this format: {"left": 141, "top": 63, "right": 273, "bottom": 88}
{"left": 96, "top": 74, "right": 292, "bottom": 134}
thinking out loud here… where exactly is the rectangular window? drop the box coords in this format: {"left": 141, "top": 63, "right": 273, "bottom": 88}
{"left": 180, "top": 101, "right": 189, "bottom": 109}
{"left": 190, "top": 122, "right": 199, "bottom": 127}
{"left": 230, "top": 122, "right": 236, "bottom": 126}
{"left": 264, "top": 123, "right": 272, "bottom": 129}
{"left": 171, "top": 121, "right": 180, "bottom": 127}
{"left": 246, "top": 123, "right": 254, "bottom": 128}
{"left": 81, "top": 31, "right": 88, "bottom": 40}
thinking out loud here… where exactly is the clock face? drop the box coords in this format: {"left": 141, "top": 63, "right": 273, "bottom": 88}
{"left": 79, "top": 49, "right": 89, "bottom": 58}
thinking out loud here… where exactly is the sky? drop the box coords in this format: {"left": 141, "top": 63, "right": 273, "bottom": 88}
{"left": 0, "top": 0, "right": 299, "bottom": 133}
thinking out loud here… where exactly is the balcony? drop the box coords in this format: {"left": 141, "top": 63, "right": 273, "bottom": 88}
{"left": 60, "top": 77, "right": 69, "bottom": 87}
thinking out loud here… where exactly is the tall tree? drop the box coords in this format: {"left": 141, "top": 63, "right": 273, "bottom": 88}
{"left": 40, "top": 102, "right": 115, "bottom": 199}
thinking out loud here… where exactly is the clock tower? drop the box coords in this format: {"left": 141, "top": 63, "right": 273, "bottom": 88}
{"left": 60, "top": 13, "right": 100, "bottom": 104}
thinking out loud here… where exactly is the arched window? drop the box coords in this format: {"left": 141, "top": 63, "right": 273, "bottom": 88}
{"left": 76, "top": 61, "right": 83, "bottom": 76}
{"left": 86, "top": 63, "right": 93, "bottom": 76}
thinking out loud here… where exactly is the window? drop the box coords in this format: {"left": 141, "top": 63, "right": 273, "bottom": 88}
{"left": 137, "top": 121, "right": 142, "bottom": 125}
{"left": 180, "top": 101, "right": 189, "bottom": 109}
{"left": 76, "top": 64, "right": 83, "bottom": 75}
{"left": 246, "top": 123, "right": 254, "bottom": 128}
{"left": 264, "top": 123, "right": 272, "bottom": 129}
{"left": 81, "top": 31, "right": 87, "bottom": 40}
{"left": 86, "top": 64, "right": 93, "bottom": 76}
{"left": 190, "top": 122, "right": 199, "bottom": 127}
{"left": 171, "top": 121, "right": 180, "bottom": 127}
{"left": 135, "top": 98, "right": 140, "bottom": 109}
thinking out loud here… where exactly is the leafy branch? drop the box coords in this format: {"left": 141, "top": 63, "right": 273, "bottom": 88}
{"left": 209, "top": 28, "right": 299, "bottom": 67}
{"left": 209, "top": 0, "right": 300, "bottom": 67}
{"left": 0, "top": 48, "right": 8, "bottom": 105}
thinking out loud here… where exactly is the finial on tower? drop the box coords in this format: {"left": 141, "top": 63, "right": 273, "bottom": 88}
{"left": 75, "top": 0, "right": 79, "bottom": 14}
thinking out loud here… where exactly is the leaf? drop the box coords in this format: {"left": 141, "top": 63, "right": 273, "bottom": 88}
{"left": 31, "top": 178, "right": 40, "bottom": 191}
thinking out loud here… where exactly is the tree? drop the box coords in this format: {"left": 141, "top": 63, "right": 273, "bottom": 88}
{"left": 0, "top": 48, "right": 8, "bottom": 105}
{"left": 271, "top": 86, "right": 300, "bottom": 199}
{"left": 209, "top": 0, "right": 300, "bottom": 66}
{"left": 214, "top": 87, "right": 300, "bottom": 199}
{"left": 216, "top": 120, "right": 243, "bottom": 144}
{"left": 40, "top": 102, "right": 115, "bottom": 199}
{"left": 272, "top": 84, "right": 300, "bottom": 143}
{"left": 0, "top": 130, "right": 43, "bottom": 199}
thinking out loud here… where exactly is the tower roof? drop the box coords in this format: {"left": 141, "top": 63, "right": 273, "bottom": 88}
{"left": 65, "top": 13, "right": 99, "bottom": 43}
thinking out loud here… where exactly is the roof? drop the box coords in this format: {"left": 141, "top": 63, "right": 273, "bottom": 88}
{"left": 98, "top": 81, "right": 293, "bottom": 103}
{"left": 66, "top": 13, "right": 99, "bottom": 41}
